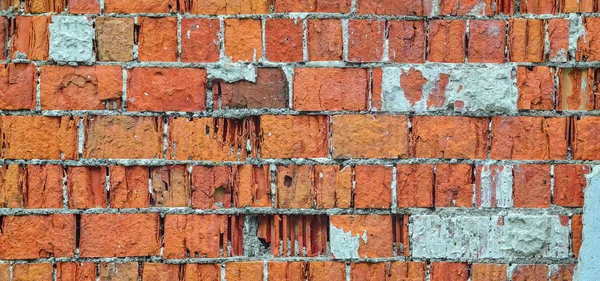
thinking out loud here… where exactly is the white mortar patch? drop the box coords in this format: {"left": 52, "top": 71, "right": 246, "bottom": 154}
{"left": 574, "top": 166, "right": 600, "bottom": 281}
{"left": 329, "top": 224, "right": 362, "bottom": 259}
{"left": 49, "top": 16, "right": 95, "bottom": 63}
{"left": 207, "top": 63, "right": 257, "bottom": 83}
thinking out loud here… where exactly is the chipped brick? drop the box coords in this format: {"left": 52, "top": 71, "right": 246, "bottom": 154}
{"left": 181, "top": 18, "right": 220, "bottom": 62}
{"left": 67, "top": 166, "right": 107, "bottom": 209}
{"left": 491, "top": 117, "right": 568, "bottom": 160}
{"left": 516, "top": 66, "right": 556, "bottom": 110}
{"left": 109, "top": 166, "right": 150, "bottom": 209}
{"left": 151, "top": 165, "right": 190, "bottom": 207}
{"left": 214, "top": 68, "right": 288, "bottom": 110}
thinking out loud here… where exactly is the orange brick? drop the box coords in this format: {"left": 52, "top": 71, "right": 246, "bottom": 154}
{"left": 79, "top": 213, "right": 160, "bottom": 257}
{"left": 554, "top": 165, "right": 589, "bottom": 207}
{"left": 577, "top": 18, "right": 600, "bottom": 61}
{"left": 266, "top": 18, "right": 303, "bottom": 62}
{"left": 354, "top": 166, "right": 392, "bottom": 208}
{"left": 1, "top": 116, "right": 79, "bottom": 160}
{"left": 191, "top": 166, "right": 234, "bottom": 209}
{"left": 516, "top": 66, "right": 555, "bottom": 110}
{"left": 511, "top": 265, "right": 548, "bottom": 281}
{"left": 513, "top": 164, "right": 551, "bottom": 208}
{"left": 308, "top": 262, "right": 346, "bottom": 281}
{"left": 549, "top": 19, "right": 569, "bottom": 62}
{"left": 138, "top": 17, "right": 177, "bottom": 62}
{"left": 520, "top": 0, "right": 559, "bottom": 13}
{"left": 104, "top": 0, "right": 176, "bottom": 13}
{"left": 84, "top": 116, "right": 164, "bottom": 159}
{"left": 430, "top": 262, "right": 469, "bottom": 281}
{"left": 0, "top": 215, "right": 75, "bottom": 259}
{"left": 550, "top": 264, "right": 575, "bottom": 281}
{"left": 558, "top": 68, "right": 595, "bottom": 111}
{"left": 181, "top": 18, "right": 220, "bottom": 62}
{"left": 214, "top": 68, "right": 288, "bottom": 110}
{"left": 314, "top": 165, "right": 352, "bottom": 208}
{"left": 13, "top": 263, "right": 53, "bottom": 281}
{"left": 491, "top": 117, "right": 568, "bottom": 160}
{"left": 574, "top": 117, "right": 600, "bottom": 160}
{"left": 397, "top": 164, "right": 434, "bottom": 208}
{"left": 260, "top": 115, "right": 329, "bottom": 158}
{"left": 0, "top": 165, "right": 22, "bottom": 208}
{"left": 99, "top": 262, "right": 138, "bottom": 281}
{"left": 562, "top": 0, "right": 595, "bottom": 12}
{"left": 68, "top": 0, "right": 100, "bottom": 14}
{"left": 428, "top": 20, "right": 466, "bottom": 63}
{"left": 226, "top": 262, "right": 263, "bottom": 281}
{"left": 184, "top": 264, "right": 221, "bottom": 281}
{"left": 225, "top": 19, "right": 262, "bottom": 62}
{"left": 268, "top": 262, "right": 307, "bottom": 281}
{"left": 276, "top": 165, "right": 314, "bottom": 208}
{"left": 468, "top": 20, "right": 506, "bottom": 63}
{"left": 294, "top": 68, "right": 369, "bottom": 111}
{"left": 348, "top": 20, "right": 386, "bottom": 62}
{"left": 96, "top": 17, "right": 134, "bottom": 62}
{"left": 67, "top": 166, "right": 107, "bottom": 209}
{"left": 332, "top": 115, "right": 409, "bottom": 159}
{"left": 274, "top": 0, "right": 350, "bottom": 12}
{"left": 435, "top": 164, "right": 473, "bottom": 208}
{"left": 109, "top": 166, "right": 150, "bottom": 209}
{"left": 330, "top": 215, "right": 392, "bottom": 258}
{"left": 11, "top": 16, "right": 50, "bottom": 60}
{"left": 411, "top": 116, "right": 489, "bottom": 159}
{"left": 509, "top": 19, "right": 545, "bottom": 62}
{"left": 307, "top": 19, "right": 343, "bottom": 61}
{"left": 4, "top": 165, "right": 63, "bottom": 209}
{"left": 40, "top": 65, "right": 123, "bottom": 110}
{"left": 234, "top": 165, "right": 271, "bottom": 208}
{"left": 440, "top": 0, "right": 500, "bottom": 15}
{"left": 389, "top": 262, "right": 427, "bottom": 280}
{"left": 180, "top": 0, "right": 270, "bottom": 14}
{"left": 151, "top": 165, "right": 190, "bottom": 207}
{"left": 142, "top": 263, "right": 182, "bottom": 281}
{"left": 57, "top": 263, "right": 96, "bottom": 281}
{"left": 25, "top": 0, "right": 65, "bottom": 13}
{"left": 471, "top": 264, "right": 507, "bottom": 281}
{"left": 388, "top": 20, "right": 426, "bottom": 63}
{"left": 573, "top": 214, "right": 582, "bottom": 258}
{"left": 356, "top": 0, "right": 429, "bottom": 15}
{"left": 0, "top": 63, "right": 36, "bottom": 110}
{"left": 351, "top": 263, "right": 386, "bottom": 281}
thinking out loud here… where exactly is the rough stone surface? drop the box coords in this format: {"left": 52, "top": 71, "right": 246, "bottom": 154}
{"left": 96, "top": 17, "right": 134, "bottom": 62}
{"left": 49, "top": 16, "right": 94, "bottom": 63}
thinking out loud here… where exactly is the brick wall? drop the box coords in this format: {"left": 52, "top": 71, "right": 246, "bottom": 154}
{"left": 0, "top": 0, "right": 596, "bottom": 280}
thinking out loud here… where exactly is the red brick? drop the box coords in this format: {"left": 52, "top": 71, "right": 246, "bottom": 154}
{"left": 397, "top": 164, "right": 434, "bottom": 208}
{"left": 573, "top": 214, "right": 582, "bottom": 258}
{"left": 348, "top": 20, "right": 385, "bottom": 62}
{"left": 127, "top": 67, "right": 206, "bottom": 112}
{"left": 260, "top": 115, "right": 329, "bottom": 158}
{"left": 351, "top": 263, "right": 386, "bottom": 281}
{"left": 184, "top": 264, "right": 221, "bottom": 281}
{"left": 235, "top": 165, "right": 271, "bottom": 208}
{"left": 412, "top": 116, "right": 489, "bottom": 159}
{"left": 293, "top": 68, "right": 368, "bottom": 111}
{"left": 428, "top": 20, "right": 466, "bottom": 63}
{"left": 266, "top": 18, "right": 303, "bottom": 62}
{"left": 99, "top": 262, "right": 138, "bottom": 281}
{"left": 574, "top": 117, "right": 600, "bottom": 160}
{"left": 168, "top": 117, "right": 257, "bottom": 160}
{"left": 512, "top": 265, "right": 548, "bottom": 281}
{"left": 276, "top": 165, "right": 313, "bottom": 208}
{"left": 226, "top": 262, "right": 263, "bottom": 281}
{"left": 520, "top": 0, "right": 559, "bottom": 13}
{"left": 25, "top": 0, "right": 65, "bottom": 13}
{"left": 509, "top": 19, "right": 545, "bottom": 62}
{"left": 550, "top": 264, "right": 575, "bottom": 281}
{"left": 67, "top": 166, "right": 107, "bottom": 209}
{"left": 388, "top": 20, "right": 426, "bottom": 63}
{"left": 0, "top": 165, "right": 63, "bottom": 209}
{"left": 474, "top": 165, "right": 513, "bottom": 208}
{"left": 558, "top": 68, "right": 595, "bottom": 111}
{"left": 109, "top": 166, "right": 150, "bottom": 208}
{"left": 11, "top": 16, "right": 50, "bottom": 60}
{"left": 430, "top": 262, "right": 469, "bottom": 281}
{"left": 138, "top": 17, "right": 177, "bottom": 62}
{"left": 40, "top": 65, "right": 122, "bottom": 110}
{"left": 371, "top": 68, "right": 383, "bottom": 110}
{"left": 191, "top": 166, "right": 233, "bottom": 209}
{"left": 0, "top": 214, "right": 74, "bottom": 259}
{"left": 180, "top": 0, "right": 270, "bottom": 14}
{"left": 104, "top": 0, "right": 176, "bottom": 13}
{"left": 577, "top": 18, "right": 600, "bottom": 61}
{"left": 440, "top": 0, "right": 510, "bottom": 15}
{"left": 13, "top": 263, "right": 53, "bottom": 281}
{"left": 84, "top": 116, "right": 164, "bottom": 159}
{"left": 562, "top": 0, "right": 596, "bottom": 12}
{"left": 80, "top": 213, "right": 160, "bottom": 257}
{"left": 314, "top": 165, "right": 352, "bottom": 208}
{"left": 491, "top": 117, "right": 568, "bottom": 160}
{"left": 330, "top": 215, "right": 392, "bottom": 258}
{"left": 151, "top": 165, "right": 190, "bottom": 207}
{"left": 181, "top": 18, "right": 220, "bottom": 62}
{"left": 356, "top": 0, "right": 429, "bottom": 15}
{"left": 1, "top": 116, "right": 79, "bottom": 160}
{"left": 435, "top": 164, "right": 473, "bottom": 208}
{"left": 142, "top": 263, "right": 182, "bottom": 281}
{"left": 57, "top": 263, "right": 96, "bottom": 281}
{"left": 516, "top": 66, "right": 555, "bottom": 110}
{"left": 269, "top": 262, "right": 307, "bottom": 281}
{"left": 389, "top": 262, "right": 427, "bottom": 280}
{"left": 0, "top": 17, "right": 8, "bottom": 60}
{"left": 513, "top": 164, "right": 551, "bottom": 208}
{"left": 549, "top": 19, "right": 569, "bottom": 62}
{"left": 354, "top": 166, "right": 392, "bottom": 209}
{"left": 225, "top": 19, "right": 262, "bottom": 62}
{"left": 213, "top": 68, "right": 288, "bottom": 110}
{"left": 0, "top": 0, "right": 18, "bottom": 11}
{"left": 554, "top": 165, "right": 589, "bottom": 207}
{"left": 332, "top": 115, "right": 409, "bottom": 159}
{"left": 274, "top": 0, "right": 350, "bottom": 12}
{"left": 0, "top": 63, "right": 36, "bottom": 110}
{"left": 307, "top": 19, "right": 343, "bottom": 61}
{"left": 308, "top": 262, "right": 346, "bottom": 281}
{"left": 0, "top": 165, "right": 22, "bottom": 208}
{"left": 96, "top": 17, "right": 134, "bottom": 62}
{"left": 68, "top": 0, "right": 100, "bottom": 13}
{"left": 468, "top": 20, "right": 506, "bottom": 63}
{"left": 471, "top": 264, "right": 507, "bottom": 281}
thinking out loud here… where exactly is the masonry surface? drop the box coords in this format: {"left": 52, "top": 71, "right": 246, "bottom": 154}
{"left": 0, "top": 0, "right": 598, "bottom": 280}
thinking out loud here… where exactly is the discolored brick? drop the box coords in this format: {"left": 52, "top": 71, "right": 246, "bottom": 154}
{"left": 184, "top": 264, "right": 221, "bottom": 281}
{"left": 268, "top": 262, "right": 307, "bottom": 281}
{"left": 549, "top": 19, "right": 569, "bottom": 62}
{"left": 99, "top": 262, "right": 138, "bottom": 281}
{"left": 214, "top": 68, "right": 288, "bottom": 110}
{"left": 329, "top": 215, "right": 393, "bottom": 258}
{"left": 96, "top": 17, "right": 134, "bottom": 62}
{"left": 25, "top": 0, "right": 65, "bottom": 13}
{"left": 511, "top": 265, "right": 548, "bottom": 281}
{"left": 226, "top": 262, "right": 263, "bottom": 281}
{"left": 558, "top": 68, "right": 595, "bottom": 111}
{"left": 554, "top": 165, "right": 589, "bottom": 207}
{"left": 225, "top": 19, "right": 262, "bottom": 62}
{"left": 471, "top": 264, "right": 507, "bottom": 281}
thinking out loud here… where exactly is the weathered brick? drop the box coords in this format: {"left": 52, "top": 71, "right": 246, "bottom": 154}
{"left": 350, "top": 263, "right": 386, "bottom": 281}
{"left": 558, "top": 68, "right": 595, "bottom": 111}
{"left": 274, "top": 0, "right": 350, "bottom": 12}
{"left": 11, "top": 16, "right": 50, "bottom": 60}
{"left": 1, "top": 264, "right": 11, "bottom": 281}
{"left": 138, "top": 17, "right": 177, "bottom": 62}
{"left": 13, "top": 263, "right": 53, "bottom": 281}
{"left": 0, "top": 0, "right": 18, "bottom": 11}
{"left": 431, "top": 262, "right": 468, "bottom": 281}
{"left": 513, "top": 164, "right": 551, "bottom": 208}
{"left": 96, "top": 17, "right": 134, "bottom": 62}
{"left": 574, "top": 117, "right": 600, "bottom": 160}
{"left": 226, "top": 262, "right": 263, "bottom": 281}
{"left": 435, "top": 164, "right": 473, "bottom": 208}
{"left": 520, "top": 0, "right": 559, "bottom": 13}
{"left": 511, "top": 265, "right": 548, "bottom": 281}
{"left": 268, "top": 262, "right": 307, "bottom": 281}
{"left": 0, "top": 63, "right": 36, "bottom": 110}
{"left": 562, "top": 0, "right": 596, "bottom": 12}
{"left": 468, "top": 20, "right": 506, "bottom": 63}
{"left": 84, "top": 116, "right": 164, "bottom": 159}
{"left": 181, "top": 18, "right": 220, "bottom": 62}
{"left": 307, "top": 19, "right": 343, "bottom": 61}
{"left": 412, "top": 116, "right": 489, "bottom": 159}
{"left": 67, "top": 166, "right": 107, "bottom": 209}
{"left": 0, "top": 165, "right": 63, "bottom": 208}
{"left": 0, "top": 165, "right": 22, "bottom": 208}
{"left": 348, "top": 19, "right": 385, "bottom": 62}
{"left": 549, "top": 264, "right": 575, "bottom": 281}
{"left": 397, "top": 164, "right": 434, "bottom": 208}
{"left": 40, "top": 65, "right": 122, "bottom": 110}
{"left": 428, "top": 20, "right": 466, "bottom": 63}
{"left": 80, "top": 213, "right": 160, "bottom": 257}
{"left": 225, "top": 19, "right": 262, "bottom": 62}
{"left": 314, "top": 165, "right": 352, "bottom": 208}
{"left": 25, "top": 0, "right": 65, "bottom": 13}
{"left": 471, "top": 264, "right": 507, "bottom": 281}
{"left": 142, "top": 263, "right": 182, "bottom": 281}
{"left": 260, "top": 115, "right": 329, "bottom": 159}
{"left": 181, "top": 0, "right": 269, "bottom": 14}
{"left": 509, "top": 19, "right": 545, "bottom": 62}
{"left": 48, "top": 16, "right": 94, "bottom": 63}
{"left": 183, "top": 264, "right": 221, "bottom": 281}
{"left": 389, "top": 262, "right": 427, "bottom": 280}
{"left": 214, "top": 68, "right": 288, "bottom": 110}
{"left": 99, "top": 262, "right": 138, "bottom": 281}
{"left": 0, "top": 214, "right": 74, "bottom": 259}
{"left": 57, "top": 263, "right": 96, "bottom": 281}
{"left": 308, "top": 262, "right": 346, "bottom": 281}
{"left": 330, "top": 215, "right": 392, "bottom": 258}
{"left": 491, "top": 117, "right": 568, "bottom": 160}
{"left": 127, "top": 67, "right": 206, "bottom": 112}
{"left": 68, "top": 0, "right": 100, "bottom": 14}
{"left": 332, "top": 115, "right": 409, "bottom": 159}
{"left": 294, "top": 68, "right": 368, "bottom": 111}
{"left": 109, "top": 166, "right": 150, "bottom": 208}
{"left": 554, "top": 165, "right": 589, "bottom": 207}
{"left": 266, "top": 18, "right": 303, "bottom": 62}
{"left": 516, "top": 66, "right": 555, "bottom": 110}
{"left": 1, "top": 116, "right": 79, "bottom": 160}
{"left": 191, "top": 166, "right": 233, "bottom": 209}
{"left": 151, "top": 165, "right": 190, "bottom": 207}
{"left": 573, "top": 214, "right": 583, "bottom": 258}
{"left": 388, "top": 20, "right": 426, "bottom": 63}
{"left": 354, "top": 165, "right": 392, "bottom": 209}
{"left": 0, "top": 17, "right": 8, "bottom": 60}
{"left": 356, "top": 0, "right": 429, "bottom": 15}
{"left": 234, "top": 165, "right": 271, "bottom": 207}
{"left": 577, "top": 18, "right": 600, "bottom": 61}
{"left": 549, "top": 19, "right": 569, "bottom": 62}
{"left": 104, "top": 0, "right": 176, "bottom": 13}
{"left": 276, "top": 165, "right": 313, "bottom": 208}
{"left": 475, "top": 165, "right": 513, "bottom": 208}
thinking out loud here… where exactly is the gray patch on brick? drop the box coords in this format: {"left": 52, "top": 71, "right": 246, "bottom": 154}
{"left": 243, "top": 215, "right": 270, "bottom": 257}
{"left": 411, "top": 215, "right": 569, "bottom": 259}
{"left": 49, "top": 16, "right": 95, "bottom": 63}
{"left": 478, "top": 165, "right": 513, "bottom": 208}
{"left": 207, "top": 63, "right": 257, "bottom": 83}
{"left": 569, "top": 14, "right": 586, "bottom": 61}
{"left": 469, "top": 1, "right": 487, "bottom": 16}
{"left": 329, "top": 223, "right": 363, "bottom": 259}
{"left": 574, "top": 166, "right": 600, "bottom": 281}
